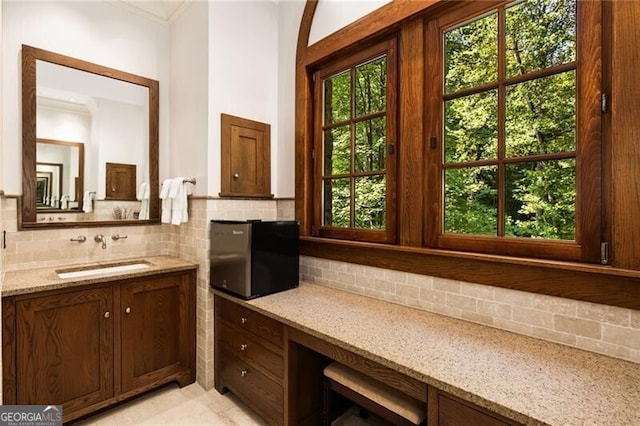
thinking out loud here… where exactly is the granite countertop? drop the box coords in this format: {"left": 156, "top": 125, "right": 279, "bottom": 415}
{"left": 220, "top": 283, "right": 640, "bottom": 426}
{"left": 2, "top": 255, "right": 198, "bottom": 296}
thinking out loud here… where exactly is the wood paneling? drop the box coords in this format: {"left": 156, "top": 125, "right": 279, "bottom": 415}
{"left": 220, "top": 113, "right": 272, "bottom": 198}
{"left": 15, "top": 286, "right": 114, "bottom": 413}
{"left": 398, "top": 19, "right": 425, "bottom": 246}
{"left": 105, "top": 163, "right": 136, "bottom": 200}
{"left": 610, "top": 1, "right": 640, "bottom": 270}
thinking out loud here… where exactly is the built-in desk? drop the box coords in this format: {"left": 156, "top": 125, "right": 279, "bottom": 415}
{"left": 215, "top": 283, "right": 640, "bottom": 425}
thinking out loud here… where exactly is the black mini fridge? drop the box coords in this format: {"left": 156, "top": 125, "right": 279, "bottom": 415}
{"left": 209, "top": 220, "right": 299, "bottom": 299}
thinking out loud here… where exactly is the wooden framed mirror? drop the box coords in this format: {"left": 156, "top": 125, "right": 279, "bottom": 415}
{"left": 21, "top": 44, "right": 159, "bottom": 228}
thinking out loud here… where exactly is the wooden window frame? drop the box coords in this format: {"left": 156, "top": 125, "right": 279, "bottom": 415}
{"left": 312, "top": 38, "right": 398, "bottom": 244}
{"left": 425, "top": 0, "right": 602, "bottom": 263}
{"left": 296, "top": 0, "right": 640, "bottom": 311}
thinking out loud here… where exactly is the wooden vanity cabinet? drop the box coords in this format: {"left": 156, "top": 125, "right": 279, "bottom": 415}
{"left": 2, "top": 269, "right": 196, "bottom": 423}
{"left": 7, "top": 285, "right": 115, "bottom": 415}
{"left": 121, "top": 274, "right": 195, "bottom": 393}
{"left": 214, "top": 295, "right": 284, "bottom": 425}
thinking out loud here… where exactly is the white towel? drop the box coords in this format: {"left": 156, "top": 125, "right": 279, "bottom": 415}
{"left": 137, "top": 182, "right": 150, "bottom": 220}
{"left": 82, "top": 192, "right": 94, "bottom": 213}
{"left": 170, "top": 177, "right": 189, "bottom": 225}
{"left": 160, "top": 179, "right": 173, "bottom": 224}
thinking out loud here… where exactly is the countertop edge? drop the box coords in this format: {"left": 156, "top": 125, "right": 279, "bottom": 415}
{"left": 2, "top": 256, "right": 199, "bottom": 297}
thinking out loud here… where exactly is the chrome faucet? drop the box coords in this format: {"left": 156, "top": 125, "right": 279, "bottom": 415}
{"left": 94, "top": 234, "right": 107, "bottom": 249}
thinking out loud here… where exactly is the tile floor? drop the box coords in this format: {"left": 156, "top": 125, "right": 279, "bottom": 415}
{"left": 72, "top": 383, "right": 267, "bottom": 425}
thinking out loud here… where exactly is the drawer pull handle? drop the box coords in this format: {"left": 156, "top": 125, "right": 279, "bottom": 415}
{"left": 241, "top": 317, "right": 248, "bottom": 324}
{"left": 125, "top": 307, "right": 131, "bottom": 315}
{"left": 241, "top": 369, "right": 248, "bottom": 377}
{"left": 240, "top": 344, "right": 248, "bottom": 351}
{"left": 104, "top": 311, "right": 110, "bottom": 319}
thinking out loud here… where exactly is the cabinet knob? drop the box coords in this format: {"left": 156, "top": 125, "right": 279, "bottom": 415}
{"left": 241, "top": 317, "right": 248, "bottom": 324}
{"left": 233, "top": 173, "right": 240, "bottom": 179}
{"left": 240, "top": 344, "right": 248, "bottom": 351}
{"left": 241, "top": 369, "right": 248, "bottom": 377}
{"left": 104, "top": 311, "right": 110, "bottom": 319}
{"left": 125, "top": 307, "right": 131, "bottom": 314}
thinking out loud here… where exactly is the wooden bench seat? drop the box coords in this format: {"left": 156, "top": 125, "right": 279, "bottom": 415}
{"left": 323, "top": 362, "right": 427, "bottom": 426}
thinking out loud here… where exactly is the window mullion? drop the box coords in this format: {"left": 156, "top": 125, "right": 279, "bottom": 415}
{"left": 350, "top": 67, "right": 356, "bottom": 228}
{"left": 497, "top": 6, "right": 506, "bottom": 237}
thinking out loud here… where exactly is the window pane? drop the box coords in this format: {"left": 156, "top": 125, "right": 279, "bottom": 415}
{"left": 355, "top": 175, "right": 386, "bottom": 229}
{"left": 324, "top": 71, "right": 351, "bottom": 124}
{"left": 444, "top": 166, "right": 497, "bottom": 236}
{"left": 355, "top": 118, "right": 386, "bottom": 172}
{"left": 506, "top": 71, "right": 576, "bottom": 157}
{"left": 445, "top": 90, "right": 498, "bottom": 163}
{"left": 324, "top": 126, "right": 351, "bottom": 175}
{"left": 445, "top": 12, "right": 498, "bottom": 94}
{"left": 355, "top": 56, "right": 387, "bottom": 117}
{"left": 506, "top": 0, "right": 576, "bottom": 77}
{"left": 323, "top": 178, "right": 351, "bottom": 227}
{"left": 505, "top": 159, "right": 575, "bottom": 240}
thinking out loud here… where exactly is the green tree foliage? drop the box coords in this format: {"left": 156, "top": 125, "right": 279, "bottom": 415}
{"left": 444, "top": 0, "right": 577, "bottom": 240}
{"left": 323, "top": 56, "right": 388, "bottom": 230}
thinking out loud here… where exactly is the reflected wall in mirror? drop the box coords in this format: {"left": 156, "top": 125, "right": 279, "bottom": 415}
{"left": 36, "top": 139, "right": 84, "bottom": 211}
{"left": 21, "top": 45, "right": 159, "bottom": 228}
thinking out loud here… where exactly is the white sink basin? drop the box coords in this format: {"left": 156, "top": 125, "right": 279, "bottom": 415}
{"left": 57, "top": 262, "right": 152, "bottom": 279}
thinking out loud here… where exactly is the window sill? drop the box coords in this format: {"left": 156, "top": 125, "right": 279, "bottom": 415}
{"left": 300, "top": 237, "right": 640, "bottom": 310}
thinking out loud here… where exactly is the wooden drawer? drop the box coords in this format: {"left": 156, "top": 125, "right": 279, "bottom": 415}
{"left": 431, "top": 390, "right": 520, "bottom": 426}
{"left": 216, "top": 296, "right": 283, "bottom": 349}
{"left": 218, "top": 346, "right": 283, "bottom": 425}
{"left": 218, "top": 321, "right": 283, "bottom": 380}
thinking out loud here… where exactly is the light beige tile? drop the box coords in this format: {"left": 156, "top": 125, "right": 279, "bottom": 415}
{"left": 460, "top": 311, "right": 494, "bottom": 326}
{"left": 419, "top": 288, "right": 446, "bottom": 305}
{"left": 460, "top": 282, "right": 495, "bottom": 301}
{"left": 577, "top": 302, "right": 631, "bottom": 326}
{"left": 374, "top": 278, "right": 395, "bottom": 293}
{"left": 493, "top": 287, "right": 533, "bottom": 308}
{"left": 554, "top": 315, "right": 601, "bottom": 340}
{"left": 602, "top": 324, "right": 640, "bottom": 350}
{"left": 445, "top": 293, "right": 476, "bottom": 312}
{"left": 532, "top": 326, "right": 577, "bottom": 346}
{"left": 494, "top": 318, "right": 534, "bottom": 336}
{"left": 533, "top": 295, "right": 577, "bottom": 316}
{"left": 631, "top": 310, "right": 640, "bottom": 329}
{"left": 395, "top": 283, "right": 419, "bottom": 299}
{"left": 513, "top": 307, "right": 553, "bottom": 329}
{"left": 477, "top": 300, "right": 512, "bottom": 320}
{"left": 433, "top": 278, "right": 460, "bottom": 294}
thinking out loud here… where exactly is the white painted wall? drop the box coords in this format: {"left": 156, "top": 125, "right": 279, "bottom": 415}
{"left": 1, "top": 0, "right": 170, "bottom": 195}
{"left": 169, "top": 1, "right": 209, "bottom": 196}
{"left": 277, "top": 1, "right": 305, "bottom": 197}
{"left": 207, "top": 0, "right": 279, "bottom": 196}
{"left": 308, "top": 0, "right": 391, "bottom": 45}
{"left": 93, "top": 99, "right": 147, "bottom": 198}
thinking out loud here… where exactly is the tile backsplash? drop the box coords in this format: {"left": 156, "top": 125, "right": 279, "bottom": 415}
{"left": 300, "top": 256, "right": 640, "bottom": 364}
{"left": 2, "top": 195, "right": 638, "bottom": 399}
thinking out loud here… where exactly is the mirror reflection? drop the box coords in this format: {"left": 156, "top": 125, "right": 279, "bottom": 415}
{"left": 36, "top": 139, "right": 83, "bottom": 211}
{"left": 21, "top": 45, "right": 159, "bottom": 227}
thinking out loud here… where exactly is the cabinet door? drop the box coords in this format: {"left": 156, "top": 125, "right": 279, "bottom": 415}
{"left": 15, "top": 286, "right": 114, "bottom": 413}
{"left": 120, "top": 274, "right": 193, "bottom": 393}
